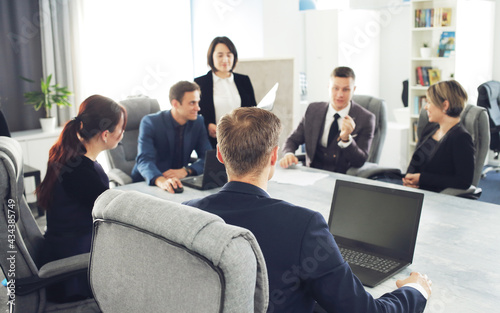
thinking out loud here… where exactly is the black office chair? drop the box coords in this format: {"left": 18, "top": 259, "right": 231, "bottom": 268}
{"left": 477, "top": 81, "right": 500, "bottom": 177}
{"left": 0, "top": 109, "right": 11, "bottom": 137}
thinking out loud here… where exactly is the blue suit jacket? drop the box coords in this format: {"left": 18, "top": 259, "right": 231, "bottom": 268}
{"left": 184, "top": 182, "right": 427, "bottom": 313}
{"left": 131, "top": 110, "right": 212, "bottom": 185}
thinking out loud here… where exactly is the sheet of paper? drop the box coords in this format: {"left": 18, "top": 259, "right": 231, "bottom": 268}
{"left": 271, "top": 169, "right": 329, "bottom": 186}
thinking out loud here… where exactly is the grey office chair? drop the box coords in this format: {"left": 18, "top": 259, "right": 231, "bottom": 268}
{"left": 366, "top": 104, "right": 490, "bottom": 199}
{"left": 346, "top": 95, "right": 388, "bottom": 176}
{"left": 476, "top": 81, "right": 500, "bottom": 177}
{"left": 89, "top": 189, "right": 269, "bottom": 313}
{"left": 442, "top": 104, "right": 490, "bottom": 198}
{"left": 0, "top": 137, "right": 99, "bottom": 313}
{"left": 106, "top": 96, "right": 160, "bottom": 185}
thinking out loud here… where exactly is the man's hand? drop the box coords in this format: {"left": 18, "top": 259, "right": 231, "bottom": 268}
{"left": 403, "top": 173, "right": 420, "bottom": 189}
{"left": 163, "top": 168, "right": 188, "bottom": 179}
{"left": 208, "top": 123, "right": 217, "bottom": 138}
{"left": 339, "top": 115, "right": 355, "bottom": 141}
{"left": 155, "top": 176, "right": 183, "bottom": 194}
{"left": 396, "top": 272, "right": 432, "bottom": 298}
{"left": 279, "top": 153, "right": 299, "bottom": 168}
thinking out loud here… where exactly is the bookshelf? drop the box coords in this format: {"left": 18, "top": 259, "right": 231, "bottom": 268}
{"left": 408, "top": 0, "right": 495, "bottom": 156}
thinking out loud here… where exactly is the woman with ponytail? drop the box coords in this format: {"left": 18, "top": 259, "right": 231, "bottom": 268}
{"left": 36, "top": 94, "right": 127, "bottom": 302}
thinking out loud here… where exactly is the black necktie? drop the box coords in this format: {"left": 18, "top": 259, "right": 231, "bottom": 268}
{"left": 327, "top": 113, "right": 340, "bottom": 144}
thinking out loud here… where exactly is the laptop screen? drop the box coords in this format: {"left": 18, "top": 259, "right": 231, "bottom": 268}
{"left": 328, "top": 180, "right": 424, "bottom": 261}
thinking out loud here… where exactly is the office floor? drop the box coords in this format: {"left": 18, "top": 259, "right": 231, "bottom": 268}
{"left": 478, "top": 169, "right": 500, "bottom": 205}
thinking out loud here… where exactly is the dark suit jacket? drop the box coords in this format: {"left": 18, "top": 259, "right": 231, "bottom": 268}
{"left": 131, "top": 110, "right": 212, "bottom": 185}
{"left": 0, "top": 109, "right": 10, "bottom": 137}
{"left": 283, "top": 101, "right": 375, "bottom": 173}
{"left": 184, "top": 182, "right": 427, "bottom": 313}
{"left": 407, "top": 122, "right": 474, "bottom": 192}
{"left": 195, "top": 70, "right": 257, "bottom": 147}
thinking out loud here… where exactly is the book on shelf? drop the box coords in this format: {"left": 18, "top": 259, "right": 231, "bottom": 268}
{"left": 421, "top": 66, "right": 430, "bottom": 86}
{"left": 440, "top": 8, "right": 452, "bottom": 26}
{"left": 416, "top": 66, "right": 440, "bottom": 86}
{"left": 416, "top": 67, "right": 424, "bottom": 86}
{"left": 428, "top": 68, "right": 441, "bottom": 85}
{"left": 414, "top": 95, "right": 426, "bottom": 115}
{"left": 412, "top": 120, "right": 419, "bottom": 143}
{"left": 415, "top": 7, "right": 452, "bottom": 28}
{"left": 438, "top": 31, "right": 455, "bottom": 57}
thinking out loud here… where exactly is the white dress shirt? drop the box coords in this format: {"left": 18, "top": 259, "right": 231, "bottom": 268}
{"left": 320, "top": 102, "right": 352, "bottom": 147}
{"left": 212, "top": 72, "right": 241, "bottom": 124}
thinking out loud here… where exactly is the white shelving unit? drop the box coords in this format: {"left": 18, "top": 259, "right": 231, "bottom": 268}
{"left": 408, "top": 0, "right": 495, "bottom": 156}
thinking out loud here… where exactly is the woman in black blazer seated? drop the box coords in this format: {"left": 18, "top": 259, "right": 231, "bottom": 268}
{"left": 403, "top": 80, "right": 474, "bottom": 192}
{"left": 195, "top": 36, "right": 257, "bottom": 147}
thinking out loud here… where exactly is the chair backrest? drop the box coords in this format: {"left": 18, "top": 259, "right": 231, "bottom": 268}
{"left": 477, "top": 81, "right": 500, "bottom": 151}
{"left": 352, "top": 95, "right": 388, "bottom": 164}
{"left": 90, "top": 189, "right": 269, "bottom": 313}
{"left": 416, "top": 104, "right": 490, "bottom": 187}
{"left": 0, "top": 137, "right": 45, "bottom": 312}
{"left": 0, "top": 109, "right": 11, "bottom": 137}
{"left": 106, "top": 97, "right": 160, "bottom": 176}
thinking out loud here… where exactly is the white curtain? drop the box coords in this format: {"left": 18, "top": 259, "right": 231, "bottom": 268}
{"left": 39, "top": 0, "right": 84, "bottom": 125}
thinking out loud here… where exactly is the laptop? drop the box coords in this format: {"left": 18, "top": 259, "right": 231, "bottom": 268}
{"left": 328, "top": 179, "right": 424, "bottom": 287}
{"left": 182, "top": 149, "right": 227, "bottom": 190}
{"left": 257, "top": 82, "right": 279, "bottom": 111}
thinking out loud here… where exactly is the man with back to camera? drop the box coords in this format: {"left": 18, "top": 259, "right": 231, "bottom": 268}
{"left": 184, "top": 107, "right": 431, "bottom": 313}
{"left": 131, "top": 81, "right": 212, "bottom": 193}
{"left": 280, "top": 66, "right": 375, "bottom": 173}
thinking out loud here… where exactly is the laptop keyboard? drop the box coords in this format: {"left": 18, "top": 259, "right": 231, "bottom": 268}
{"left": 339, "top": 247, "right": 400, "bottom": 273}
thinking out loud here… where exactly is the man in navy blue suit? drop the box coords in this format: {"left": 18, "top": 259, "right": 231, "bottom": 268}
{"left": 184, "top": 107, "right": 432, "bottom": 313}
{"left": 131, "top": 81, "right": 212, "bottom": 193}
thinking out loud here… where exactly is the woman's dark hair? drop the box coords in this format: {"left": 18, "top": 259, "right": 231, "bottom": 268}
{"left": 207, "top": 36, "right": 238, "bottom": 73}
{"left": 36, "top": 95, "right": 127, "bottom": 210}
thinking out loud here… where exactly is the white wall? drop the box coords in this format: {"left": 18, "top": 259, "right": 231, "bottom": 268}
{"left": 304, "top": 10, "right": 339, "bottom": 103}
{"left": 262, "top": 0, "right": 305, "bottom": 126}
{"left": 338, "top": 9, "right": 381, "bottom": 97}
{"left": 191, "top": 0, "right": 264, "bottom": 77}
{"left": 494, "top": 0, "right": 500, "bottom": 81}
{"left": 378, "top": 3, "right": 411, "bottom": 121}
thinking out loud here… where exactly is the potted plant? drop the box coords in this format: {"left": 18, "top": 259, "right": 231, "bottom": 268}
{"left": 21, "top": 74, "right": 72, "bottom": 132}
{"left": 420, "top": 42, "right": 432, "bottom": 58}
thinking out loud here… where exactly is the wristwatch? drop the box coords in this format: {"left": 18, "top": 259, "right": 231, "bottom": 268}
{"left": 184, "top": 166, "right": 193, "bottom": 176}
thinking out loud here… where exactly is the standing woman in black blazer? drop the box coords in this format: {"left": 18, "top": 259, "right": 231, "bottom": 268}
{"left": 195, "top": 36, "right": 257, "bottom": 147}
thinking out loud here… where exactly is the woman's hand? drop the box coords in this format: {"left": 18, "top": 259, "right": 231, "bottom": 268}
{"left": 208, "top": 123, "right": 217, "bottom": 138}
{"left": 402, "top": 173, "right": 421, "bottom": 189}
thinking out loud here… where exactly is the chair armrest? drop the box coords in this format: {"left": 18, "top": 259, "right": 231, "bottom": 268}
{"left": 347, "top": 163, "right": 403, "bottom": 179}
{"left": 440, "top": 186, "right": 482, "bottom": 200}
{"left": 16, "top": 253, "right": 90, "bottom": 296}
{"left": 107, "top": 168, "right": 133, "bottom": 186}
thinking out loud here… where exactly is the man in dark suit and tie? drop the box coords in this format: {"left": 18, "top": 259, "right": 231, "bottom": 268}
{"left": 131, "top": 81, "right": 212, "bottom": 193}
{"left": 280, "top": 66, "right": 375, "bottom": 173}
{"left": 184, "top": 107, "right": 431, "bottom": 313}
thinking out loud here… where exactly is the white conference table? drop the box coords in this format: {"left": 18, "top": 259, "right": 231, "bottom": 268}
{"left": 117, "top": 165, "right": 500, "bottom": 312}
